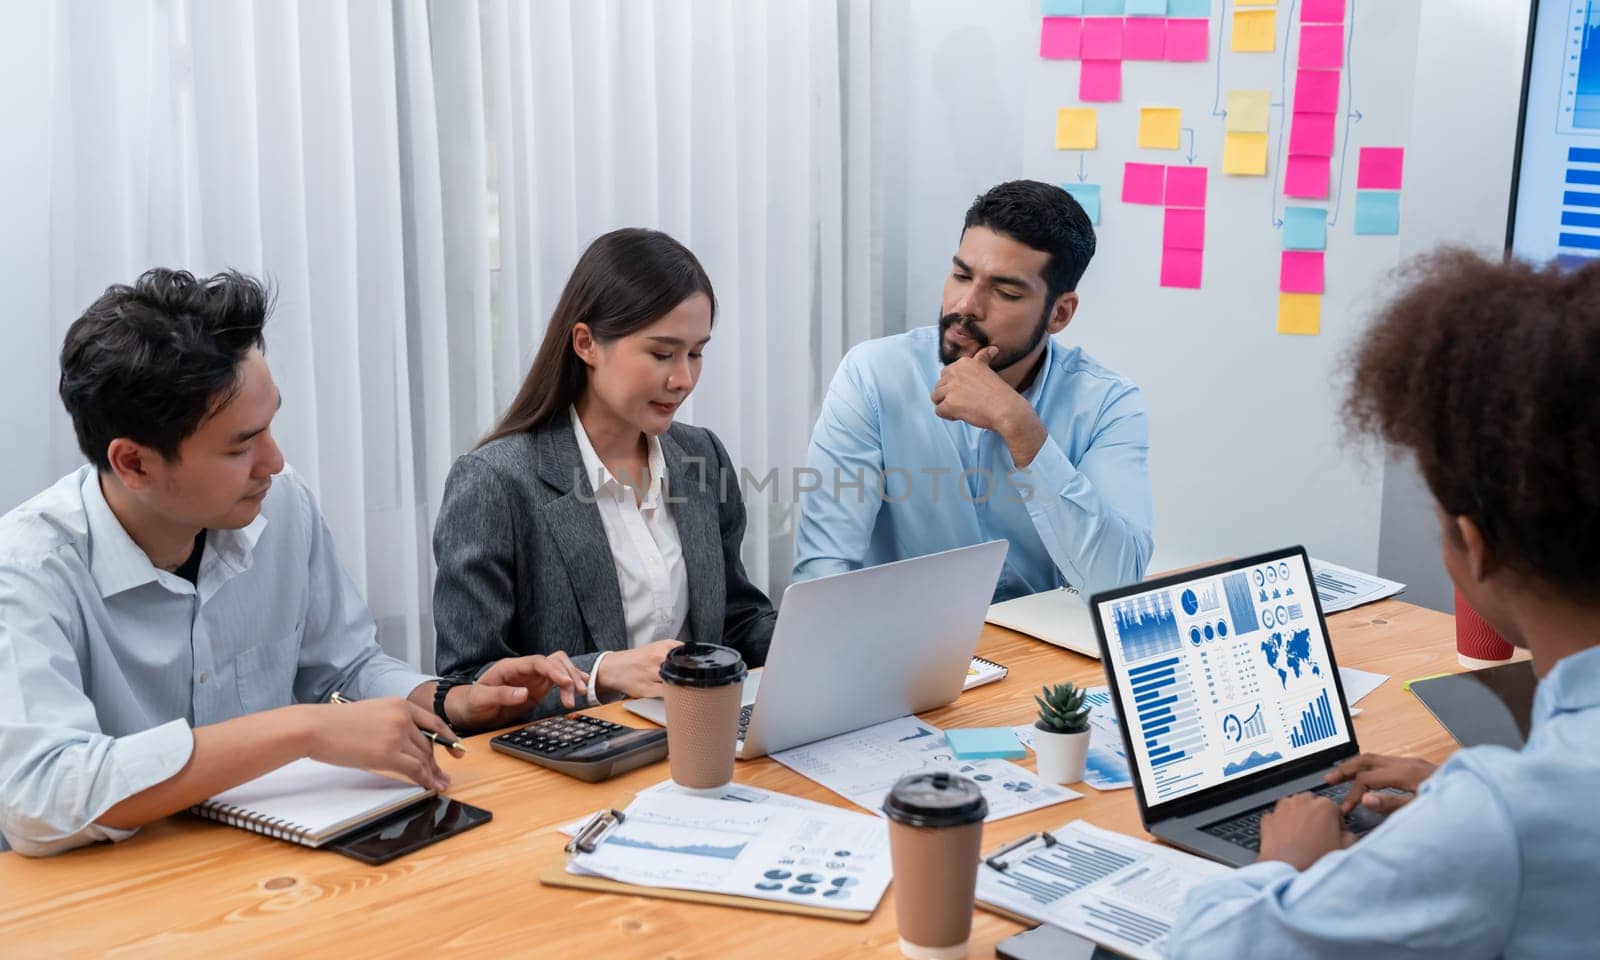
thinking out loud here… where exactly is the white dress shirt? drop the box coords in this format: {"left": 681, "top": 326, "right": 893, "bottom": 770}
{"left": 570, "top": 408, "right": 691, "bottom": 704}
{"left": 0, "top": 464, "right": 432, "bottom": 856}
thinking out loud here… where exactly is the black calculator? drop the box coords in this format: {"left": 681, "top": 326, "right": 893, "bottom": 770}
{"left": 489, "top": 714, "right": 667, "bottom": 783}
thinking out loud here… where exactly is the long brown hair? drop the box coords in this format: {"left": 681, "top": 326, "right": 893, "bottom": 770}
{"left": 480, "top": 228, "right": 716, "bottom": 447}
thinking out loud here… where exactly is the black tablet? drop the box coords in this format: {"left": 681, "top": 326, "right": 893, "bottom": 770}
{"left": 1410, "top": 660, "right": 1538, "bottom": 749}
{"left": 326, "top": 796, "right": 492, "bottom": 865}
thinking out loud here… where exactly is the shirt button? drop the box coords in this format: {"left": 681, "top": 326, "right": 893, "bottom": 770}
{"left": 199, "top": 672, "right": 209, "bottom": 684}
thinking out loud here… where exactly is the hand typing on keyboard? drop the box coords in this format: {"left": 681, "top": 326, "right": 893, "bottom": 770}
{"left": 1257, "top": 793, "right": 1354, "bottom": 871}
{"left": 1324, "top": 753, "right": 1437, "bottom": 815}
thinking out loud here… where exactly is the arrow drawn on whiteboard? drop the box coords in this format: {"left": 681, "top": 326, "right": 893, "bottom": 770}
{"left": 1183, "top": 128, "right": 1197, "bottom": 164}
{"left": 1078, "top": 152, "right": 1088, "bottom": 182}
{"left": 1210, "top": 5, "right": 1228, "bottom": 117}
{"left": 1327, "top": 0, "right": 1359, "bottom": 227}
{"left": 1270, "top": 0, "right": 1300, "bottom": 228}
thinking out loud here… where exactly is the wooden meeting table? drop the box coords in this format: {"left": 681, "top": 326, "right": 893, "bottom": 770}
{"left": 0, "top": 598, "right": 1476, "bottom": 958}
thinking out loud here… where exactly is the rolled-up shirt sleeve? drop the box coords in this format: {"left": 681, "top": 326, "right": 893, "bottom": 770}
{"left": 0, "top": 558, "right": 194, "bottom": 857}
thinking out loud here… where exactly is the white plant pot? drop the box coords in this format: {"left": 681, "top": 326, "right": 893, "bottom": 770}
{"left": 1033, "top": 725, "right": 1090, "bottom": 785}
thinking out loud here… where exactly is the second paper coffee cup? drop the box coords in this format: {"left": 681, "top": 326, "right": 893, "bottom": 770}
{"left": 883, "top": 772, "right": 988, "bottom": 960}
{"left": 659, "top": 642, "right": 747, "bottom": 792}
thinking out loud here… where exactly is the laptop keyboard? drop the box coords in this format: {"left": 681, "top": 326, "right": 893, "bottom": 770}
{"left": 737, "top": 703, "right": 752, "bottom": 741}
{"left": 1201, "top": 782, "right": 1397, "bottom": 852}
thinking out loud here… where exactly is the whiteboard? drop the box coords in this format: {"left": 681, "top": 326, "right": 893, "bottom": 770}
{"left": 1022, "top": 1, "right": 1424, "bottom": 573}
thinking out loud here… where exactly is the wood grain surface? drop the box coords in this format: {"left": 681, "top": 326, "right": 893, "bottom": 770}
{"left": 0, "top": 598, "right": 1489, "bottom": 958}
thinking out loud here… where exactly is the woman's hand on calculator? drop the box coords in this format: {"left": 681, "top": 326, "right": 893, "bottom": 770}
{"left": 448, "top": 653, "right": 591, "bottom": 727}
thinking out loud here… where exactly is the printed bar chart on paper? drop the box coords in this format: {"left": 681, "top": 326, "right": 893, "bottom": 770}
{"left": 977, "top": 821, "right": 1229, "bottom": 960}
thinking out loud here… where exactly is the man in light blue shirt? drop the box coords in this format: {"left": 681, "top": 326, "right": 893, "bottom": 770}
{"left": 1168, "top": 250, "right": 1600, "bottom": 957}
{"left": 0, "top": 269, "right": 587, "bottom": 857}
{"left": 794, "top": 180, "right": 1152, "bottom": 600}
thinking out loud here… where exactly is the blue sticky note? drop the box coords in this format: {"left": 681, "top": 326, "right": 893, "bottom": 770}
{"left": 1354, "top": 190, "right": 1402, "bottom": 235}
{"left": 1083, "top": 0, "right": 1125, "bottom": 15}
{"left": 945, "top": 727, "right": 1027, "bottom": 760}
{"left": 1125, "top": 0, "right": 1168, "bottom": 14}
{"left": 1041, "top": 0, "right": 1085, "bottom": 14}
{"left": 1166, "top": 0, "right": 1211, "bottom": 17}
{"left": 1062, "top": 183, "right": 1102, "bottom": 225}
{"left": 1283, "top": 206, "right": 1328, "bottom": 251}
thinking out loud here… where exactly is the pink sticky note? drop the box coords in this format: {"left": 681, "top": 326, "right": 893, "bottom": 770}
{"left": 1164, "top": 19, "right": 1209, "bottom": 62}
{"left": 1160, "top": 248, "right": 1204, "bottom": 289}
{"left": 1166, "top": 165, "right": 1208, "bottom": 208}
{"left": 1040, "top": 17, "right": 1084, "bottom": 59}
{"left": 1123, "top": 162, "right": 1167, "bottom": 204}
{"left": 1284, "top": 154, "right": 1331, "bottom": 199}
{"left": 1293, "top": 69, "right": 1341, "bottom": 115}
{"left": 1280, "top": 251, "right": 1326, "bottom": 293}
{"left": 1080, "top": 60, "right": 1122, "bottom": 102}
{"left": 1289, "top": 111, "right": 1337, "bottom": 157}
{"left": 1299, "top": 24, "right": 1344, "bottom": 69}
{"left": 1123, "top": 17, "right": 1167, "bottom": 60}
{"left": 1302, "top": 0, "right": 1346, "bottom": 24}
{"left": 1358, "top": 147, "right": 1406, "bottom": 189}
{"left": 1163, "top": 208, "right": 1206, "bottom": 250}
{"left": 1082, "top": 18, "right": 1125, "bottom": 60}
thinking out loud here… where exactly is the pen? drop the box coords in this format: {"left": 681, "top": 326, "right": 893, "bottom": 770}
{"left": 329, "top": 690, "right": 469, "bottom": 753}
{"left": 1402, "top": 672, "right": 1452, "bottom": 693}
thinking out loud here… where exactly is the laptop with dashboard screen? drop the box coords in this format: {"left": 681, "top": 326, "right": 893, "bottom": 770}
{"left": 1090, "top": 547, "right": 1399, "bottom": 867}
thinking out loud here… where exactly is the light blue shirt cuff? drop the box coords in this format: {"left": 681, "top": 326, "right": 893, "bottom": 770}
{"left": 1011, "top": 436, "right": 1078, "bottom": 515}
{"left": 2, "top": 718, "right": 194, "bottom": 857}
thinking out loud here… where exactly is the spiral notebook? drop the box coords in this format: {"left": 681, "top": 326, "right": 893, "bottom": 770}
{"left": 190, "top": 758, "right": 434, "bottom": 848}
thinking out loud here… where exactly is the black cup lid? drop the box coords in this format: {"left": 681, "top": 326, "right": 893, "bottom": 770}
{"left": 659, "top": 642, "right": 748, "bottom": 687}
{"left": 881, "top": 772, "right": 988, "bottom": 828}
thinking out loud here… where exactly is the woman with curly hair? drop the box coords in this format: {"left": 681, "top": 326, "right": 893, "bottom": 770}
{"left": 1168, "top": 250, "right": 1600, "bottom": 958}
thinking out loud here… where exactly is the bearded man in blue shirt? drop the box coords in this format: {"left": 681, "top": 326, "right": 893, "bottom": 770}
{"left": 793, "top": 180, "right": 1153, "bottom": 600}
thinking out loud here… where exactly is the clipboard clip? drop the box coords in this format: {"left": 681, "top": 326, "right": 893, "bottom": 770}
{"left": 566, "top": 807, "right": 626, "bottom": 855}
{"left": 983, "top": 830, "right": 1057, "bottom": 873}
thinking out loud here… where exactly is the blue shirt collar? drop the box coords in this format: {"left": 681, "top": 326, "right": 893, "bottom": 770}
{"left": 1532, "top": 642, "right": 1600, "bottom": 725}
{"left": 81, "top": 469, "right": 268, "bottom": 599}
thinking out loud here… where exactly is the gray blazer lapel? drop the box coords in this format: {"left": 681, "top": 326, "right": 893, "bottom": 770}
{"left": 661, "top": 432, "right": 724, "bottom": 646}
{"left": 535, "top": 423, "right": 629, "bottom": 651}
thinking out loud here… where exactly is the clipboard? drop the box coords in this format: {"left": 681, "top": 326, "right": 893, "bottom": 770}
{"left": 537, "top": 792, "right": 877, "bottom": 923}
{"left": 973, "top": 831, "right": 1057, "bottom": 925}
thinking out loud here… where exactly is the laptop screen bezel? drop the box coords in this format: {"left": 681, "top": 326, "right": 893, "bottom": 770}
{"left": 1090, "top": 546, "right": 1362, "bottom": 826}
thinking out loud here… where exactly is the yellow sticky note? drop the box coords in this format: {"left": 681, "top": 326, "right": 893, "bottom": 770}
{"left": 1224, "top": 132, "right": 1269, "bottom": 175}
{"left": 1236, "top": 0, "right": 1277, "bottom": 5}
{"left": 1056, "top": 108, "right": 1097, "bottom": 150}
{"left": 1278, "top": 293, "right": 1322, "bottom": 336}
{"left": 1226, "top": 89, "right": 1271, "bottom": 133}
{"left": 1232, "top": 10, "right": 1277, "bottom": 52}
{"left": 1138, "top": 107, "right": 1182, "bottom": 150}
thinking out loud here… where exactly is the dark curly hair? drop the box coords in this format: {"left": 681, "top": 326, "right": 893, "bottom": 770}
{"left": 59, "top": 268, "right": 272, "bottom": 471}
{"left": 1345, "top": 248, "right": 1600, "bottom": 595}
{"left": 963, "top": 180, "right": 1097, "bottom": 302}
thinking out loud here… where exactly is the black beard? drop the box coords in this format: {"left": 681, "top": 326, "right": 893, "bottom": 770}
{"left": 937, "top": 308, "right": 1051, "bottom": 370}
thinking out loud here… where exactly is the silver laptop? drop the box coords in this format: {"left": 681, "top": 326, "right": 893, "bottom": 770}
{"left": 626, "top": 540, "right": 1008, "bottom": 759}
{"left": 1091, "top": 547, "right": 1395, "bottom": 867}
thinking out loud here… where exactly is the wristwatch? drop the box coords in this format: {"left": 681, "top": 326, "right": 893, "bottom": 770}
{"left": 434, "top": 677, "right": 467, "bottom": 726}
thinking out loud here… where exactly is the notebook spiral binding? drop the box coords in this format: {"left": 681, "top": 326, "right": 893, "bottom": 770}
{"left": 192, "top": 802, "right": 316, "bottom": 847}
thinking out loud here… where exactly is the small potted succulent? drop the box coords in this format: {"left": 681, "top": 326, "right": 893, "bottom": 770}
{"left": 1033, "top": 682, "right": 1092, "bottom": 784}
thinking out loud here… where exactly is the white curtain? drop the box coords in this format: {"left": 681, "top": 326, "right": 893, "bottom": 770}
{"left": 0, "top": 0, "right": 881, "bottom": 670}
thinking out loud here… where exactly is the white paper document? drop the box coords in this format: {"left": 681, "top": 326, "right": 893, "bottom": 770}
{"left": 1310, "top": 558, "right": 1405, "bottom": 614}
{"left": 1339, "top": 666, "right": 1388, "bottom": 707}
{"left": 558, "top": 778, "right": 844, "bottom": 837}
{"left": 977, "top": 820, "right": 1228, "bottom": 960}
{"left": 1012, "top": 686, "right": 1133, "bottom": 791}
{"left": 771, "top": 715, "right": 1081, "bottom": 822}
{"left": 567, "top": 791, "right": 891, "bottom": 912}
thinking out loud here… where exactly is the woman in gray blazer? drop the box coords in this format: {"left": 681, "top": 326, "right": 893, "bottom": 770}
{"left": 432, "top": 228, "right": 776, "bottom": 720}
